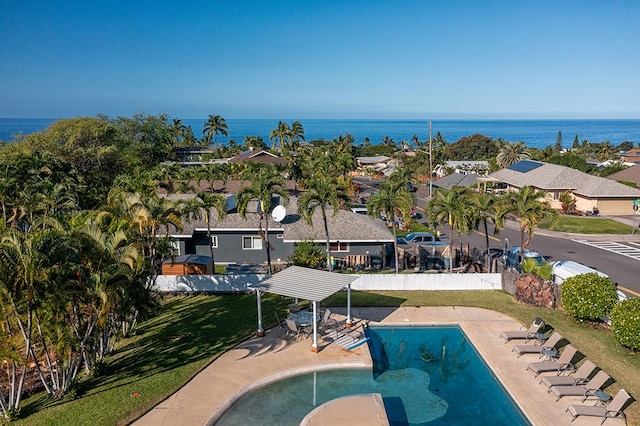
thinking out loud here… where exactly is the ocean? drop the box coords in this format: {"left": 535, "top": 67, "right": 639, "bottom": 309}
{"left": 1, "top": 117, "right": 638, "bottom": 151}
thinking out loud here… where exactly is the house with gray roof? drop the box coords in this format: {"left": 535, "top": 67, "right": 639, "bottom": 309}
{"left": 163, "top": 192, "right": 394, "bottom": 271}
{"left": 606, "top": 164, "right": 640, "bottom": 187}
{"left": 432, "top": 173, "right": 480, "bottom": 190}
{"left": 487, "top": 160, "right": 640, "bottom": 215}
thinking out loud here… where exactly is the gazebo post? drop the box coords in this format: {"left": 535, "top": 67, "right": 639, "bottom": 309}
{"left": 346, "top": 283, "right": 353, "bottom": 327}
{"left": 311, "top": 300, "right": 319, "bottom": 352}
{"left": 256, "top": 289, "right": 265, "bottom": 337}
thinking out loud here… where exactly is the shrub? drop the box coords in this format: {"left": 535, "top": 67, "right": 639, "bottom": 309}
{"left": 521, "top": 258, "right": 552, "bottom": 280}
{"left": 290, "top": 240, "right": 325, "bottom": 268}
{"left": 610, "top": 298, "right": 640, "bottom": 350}
{"left": 560, "top": 273, "right": 619, "bottom": 321}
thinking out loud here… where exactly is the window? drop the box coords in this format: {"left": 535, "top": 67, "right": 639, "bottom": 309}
{"left": 209, "top": 236, "right": 218, "bottom": 248}
{"left": 329, "top": 242, "right": 349, "bottom": 252}
{"left": 243, "top": 236, "right": 262, "bottom": 250}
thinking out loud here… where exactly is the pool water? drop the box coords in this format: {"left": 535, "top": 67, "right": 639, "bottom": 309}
{"left": 214, "top": 326, "right": 531, "bottom": 425}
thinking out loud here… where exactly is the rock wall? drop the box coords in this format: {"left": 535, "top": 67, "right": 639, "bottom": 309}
{"left": 515, "top": 274, "right": 556, "bottom": 308}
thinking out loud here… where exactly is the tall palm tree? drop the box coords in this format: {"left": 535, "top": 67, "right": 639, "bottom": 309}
{"left": 367, "top": 181, "right": 414, "bottom": 273}
{"left": 184, "top": 192, "right": 227, "bottom": 272}
{"left": 427, "top": 187, "right": 473, "bottom": 273}
{"left": 469, "top": 192, "right": 499, "bottom": 272}
{"left": 289, "top": 121, "right": 305, "bottom": 150}
{"left": 496, "top": 141, "right": 531, "bottom": 168}
{"left": 269, "top": 121, "right": 292, "bottom": 151}
{"left": 236, "top": 166, "right": 289, "bottom": 274}
{"left": 203, "top": 114, "right": 229, "bottom": 145}
{"left": 496, "top": 186, "right": 558, "bottom": 263}
{"left": 598, "top": 141, "right": 617, "bottom": 161}
{"left": 297, "top": 176, "right": 350, "bottom": 271}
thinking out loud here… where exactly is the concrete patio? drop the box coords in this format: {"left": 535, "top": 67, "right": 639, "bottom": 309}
{"left": 133, "top": 306, "right": 627, "bottom": 426}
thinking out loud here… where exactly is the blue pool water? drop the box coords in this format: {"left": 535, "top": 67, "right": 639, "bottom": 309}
{"left": 214, "top": 326, "right": 530, "bottom": 425}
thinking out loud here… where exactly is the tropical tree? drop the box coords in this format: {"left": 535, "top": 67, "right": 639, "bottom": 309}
{"left": 598, "top": 141, "right": 617, "bottom": 161}
{"left": 496, "top": 186, "right": 558, "bottom": 263}
{"left": 496, "top": 141, "right": 531, "bottom": 168}
{"left": 269, "top": 121, "right": 292, "bottom": 151}
{"left": 203, "top": 114, "right": 229, "bottom": 145}
{"left": 297, "top": 176, "right": 350, "bottom": 271}
{"left": 289, "top": 121, "right": 305, "bottom": 150}
{"left": 469, "top": 192, "right": 499, "bottom": 272}
{"left": 367, "top": 180, "right": 414, "bottom": 273}
{"left": 236, "top": 165, "right": 289, "bottom": 274}
{"left": 184, "top": 192, "right": 227, "bottom": 271}
{"left": 427, "top": 187, "right": 474, "bottom": 273}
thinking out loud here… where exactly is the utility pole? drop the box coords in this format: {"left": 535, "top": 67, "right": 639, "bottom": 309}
{"left": 429, "top": 121, "right": 433, "bottom": 198}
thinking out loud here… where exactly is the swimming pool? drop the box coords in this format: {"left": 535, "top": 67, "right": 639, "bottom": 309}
{"left": 214, "top": 325, "right": 531, "bottom": 425}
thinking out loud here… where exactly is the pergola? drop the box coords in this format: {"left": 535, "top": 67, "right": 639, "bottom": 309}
{"left": 250, "top": 266, "right": 359, "bottom": 352}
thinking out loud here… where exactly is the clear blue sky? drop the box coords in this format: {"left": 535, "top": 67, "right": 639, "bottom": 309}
{"left": 1, "top": 0, "right": 639, "bottom": 119}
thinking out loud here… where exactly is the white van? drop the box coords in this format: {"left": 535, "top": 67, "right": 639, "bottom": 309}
{"left": 551, "top": 260, "right": 626, "bottom": 300}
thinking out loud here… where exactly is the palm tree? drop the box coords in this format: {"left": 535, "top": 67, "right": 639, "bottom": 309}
{"left": 598, "top": 141, "right": 617, "bottom": 161}
{"left": 269, "top": 121, "right": 292, "bottom": 151}
{"left": 469, "top": 192, "right": 499, "bottom": 272}
{"left": 236, "top": 166, "right": 289, "bottom": 274}
{"left": 289, "top": 121, "right": 305, "bottom": 150}
{"left": 427, "top": 187, "right": 473, "bottom": 273}
{"left": 496, "top": 186, "right": 558, "bottom": 263}
{"left": 297, "top": 176, "right": 350, "bottom": 271}
{"left": 367, "top": 181, "right": 414, "bottom": 273}
{"left": 496, "top": 142, "right": 531, "bottom": 168}
{"left": 184, "top": 192, "right": 227, "bottom": 272}
{"left": 203, "top": 114, "right": 229, "bottom": 145}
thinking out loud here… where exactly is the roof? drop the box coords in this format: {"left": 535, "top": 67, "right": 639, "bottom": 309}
{"left": 356, "top": 156, "right": 393, "bottom": 164}
{"left": 606, "top": 164, "right": 640, "bottom": 185}
{"left": 489, "top": 160, "right": 640, "bottom": 198}
{"left": 163, "top": 193, "right": 394, "bottom": 243}
{"left": 228, "top": 149, "right": 289, "bottom": 165}
{"left": 433, "top": 173, "right": 479, "bottom": 190}
{"left": 250, "top": 265, "right": 358, "bottom": 301}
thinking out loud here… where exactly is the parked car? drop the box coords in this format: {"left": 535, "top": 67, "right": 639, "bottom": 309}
{"left": 397, "top": 232, "right": 446, "bottom": 246}
{"left": 551, "top": 260, "right": 626, "bottom": 301}
{"left": 502, "top": 246, "right": 545, "bottom": 272}
{"left": 407, "top": 181, "right": 418, "bottom": 192}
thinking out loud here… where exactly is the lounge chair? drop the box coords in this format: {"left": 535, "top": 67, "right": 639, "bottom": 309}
{"left": 526, "top": 344, "right": 577, "bottom": 377}
{"left": 512, "top": 332, "right": 563, "bottom": 358}
{"left": 499, "top": 317, "right": 545, "bottom": 343}
{"left": 274, "top": 311, "right": 287, "bottom": 334}
{"left": 549, "top": 370, "right": 610, "bottom": 402}
{"left": 566, "top": 389, "right": 632, "bottom": 424}
{"left": 540, "top": 360, "right": 598, "bottom": 389}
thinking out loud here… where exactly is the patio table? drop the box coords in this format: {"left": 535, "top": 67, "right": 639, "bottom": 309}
{"left": 287, "top": 311, "right": 320, "bottom": 327}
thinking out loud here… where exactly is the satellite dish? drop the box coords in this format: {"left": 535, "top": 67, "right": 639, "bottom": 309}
{"left": 272, "top": 205, "right": 286, "bottom": 222}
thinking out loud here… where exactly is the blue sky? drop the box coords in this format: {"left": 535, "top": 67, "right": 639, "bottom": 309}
{"left": 1, "top": 1, "right": 639, "bottom": 119}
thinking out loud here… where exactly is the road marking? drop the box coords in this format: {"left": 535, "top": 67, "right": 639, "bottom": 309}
{"left": 618, "top": 286, "right": 640, "bottom": 298}
{"left": 474, "top": 230, "right": 501, "bottom": 242}
{"left": 572, "top": 240, "right": 640, "bottom": 261}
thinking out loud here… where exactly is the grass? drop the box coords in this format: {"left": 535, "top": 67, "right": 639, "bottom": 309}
{"left": 539, "top": 216, "right": 634, "bottom": 234}
{"left": 6, "top": 291, "right": 639, "bottom": 425}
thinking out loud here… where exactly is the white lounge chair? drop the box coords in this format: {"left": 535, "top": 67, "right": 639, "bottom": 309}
{"left": 566, "top": 389, "right": 632, "bottom": 424}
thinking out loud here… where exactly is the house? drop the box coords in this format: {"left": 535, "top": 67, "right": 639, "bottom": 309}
{"left": 432, "top": 173, "right": 480, "bottom": 190}
{"left": 434, "top": 161, "right": 489, "bottom": 178}
{"left": 228, "top": 148, "right": 289, "bottom": 165}
{"left": 486, "top": 160, "right": 640, "bottom": 215}
{"left": 355, "top": 156, "right": 396, "bottom": 176}
{"left": 606, "top": 164, "right": 640, "bottom": 187}
{"left": 620, "top": 149, "right": 640, "bottom": 164}
{"left": 162, "top": 192, "right": 394, "bottom": 272}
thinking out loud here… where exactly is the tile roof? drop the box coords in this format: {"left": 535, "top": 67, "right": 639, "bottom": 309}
{"left": 489, "top": 160, "right": 640, "bottom": 198}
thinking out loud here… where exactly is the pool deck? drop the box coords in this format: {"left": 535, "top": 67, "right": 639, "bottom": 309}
{"left": 133, "top": 306, "right": 626, "bottom": 426}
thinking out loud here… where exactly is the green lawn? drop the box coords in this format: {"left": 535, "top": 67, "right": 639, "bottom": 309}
{"left": 539, "top": 216, "right": 634, "bottom": 234}
{"left": 6, "top": 291, "right": 639, "bottom": 425}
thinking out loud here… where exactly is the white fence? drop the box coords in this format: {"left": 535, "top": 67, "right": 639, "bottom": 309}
{"left": 152, "top": 273, "right": 502, "bottom": 293}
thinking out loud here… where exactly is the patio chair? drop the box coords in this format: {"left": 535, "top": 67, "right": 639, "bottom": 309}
{"left": 540, "top": 360, "right": 598, "bottom": 389}
{"left": 566, "top": 389, "right": 633, "bottom": 424}
{"left": 549, "top": 370, "right": 611, "bottom": 402}
{"left": 499, "top": 317, "right": 544, "bottom": 343}
{"left": 512, "top": 332, "right": 564, "bottom": 358}
{"left": 274, "top": 311, "right": 287, "bottom": 334}
{"left": 285, "top": 318, "right": 309, "bottom": 341}
{"left": 526, "top": 344, "right": 578, "bottom": 377}
{"left": 288, "top": 303, "right": 300, "bottom": 313}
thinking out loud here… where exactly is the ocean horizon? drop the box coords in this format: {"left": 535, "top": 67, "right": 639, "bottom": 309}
{"left": 1, "top": 117, "right": 638, "bottom": 151}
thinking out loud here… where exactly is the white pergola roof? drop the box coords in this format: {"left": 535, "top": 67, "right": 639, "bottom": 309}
{"left": 251, "top": 265, "right": 358, "bottom": 301}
